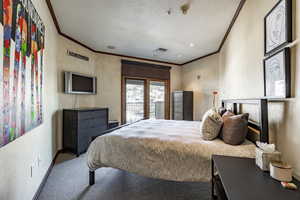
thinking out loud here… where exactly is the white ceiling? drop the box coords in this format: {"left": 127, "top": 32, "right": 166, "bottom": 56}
{"left": 50, "top": 0, "right": 241, "bottom": 64}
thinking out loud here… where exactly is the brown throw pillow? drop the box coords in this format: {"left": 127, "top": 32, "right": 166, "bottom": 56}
{"left": 221, "top": 111, "right": 235, "bottom": 122}
{"left": 219, "top": 111, "right": 235, "bottom": 138}
{"left": 221, "top": 113, "right": 249, "bottom": 145}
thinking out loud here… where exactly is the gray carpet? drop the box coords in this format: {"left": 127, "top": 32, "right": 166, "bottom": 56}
{"left": 38, "top": 153, "right": 211, "bottom": 200}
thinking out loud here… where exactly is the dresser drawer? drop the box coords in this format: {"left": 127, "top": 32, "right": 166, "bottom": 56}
{"left": 78, "top": 126, "right": 107, "bottom": 139}
{"left": 173, "top": 92, "right": 183, "bottom": 100}
{"left": 173, "top": 103, "right": 183, "bottom": 113}
{"left": 78, "top": 126, "right": 107, "bottom": 151}
{"left": 78, "top": 118, "right": 107, "bottom": 129}
{"left": 174, "top": 112, "right": 183, "bottom": 120}
{"left": 78, "top": 110, "right": 107, "bottom": 120}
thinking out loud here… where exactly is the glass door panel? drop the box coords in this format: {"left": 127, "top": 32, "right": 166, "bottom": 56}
{"left": 125, "top": 79, "right": 145, "bottom": 123}
{"left": 149, "top": 81, "right": 165, "bottom": 119}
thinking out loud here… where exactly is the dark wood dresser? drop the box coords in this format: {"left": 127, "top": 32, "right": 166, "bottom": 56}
{"left": 63, "top": 108, "right": 108, "bottom": 156}
{"left": 172, "top": 91, "right": 193, "bottom": 121}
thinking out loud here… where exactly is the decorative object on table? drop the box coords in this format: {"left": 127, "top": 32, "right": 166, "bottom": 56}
{"left": 263, "top": 48, "right": 291, "bottom": 98}
{"left": 1, "top": 0, "right": 45, "bottom": 148}
{"left": 270, "top": 161, "right": 293, "bottom": 182}
{"left": 256, "top": 142, "right": 282, "bottom": 171}
{"left": 212, "top": 91, "right": 218, "bottom": 108}
{"left": 281, "top": 182, "right": 298, "bottom": 190}
{"left": 180, "top": 2, "right": 191, "bottom": 15}
{"left": 264, "top": 0, "right": 292, "bottom": 55}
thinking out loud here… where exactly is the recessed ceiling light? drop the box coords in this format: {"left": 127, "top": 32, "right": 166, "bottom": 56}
{"left": 189, "top": 43, "right": 195, "bottom": 47}
{"left": 107, "top": 45, "right": 116, "bottom": 50}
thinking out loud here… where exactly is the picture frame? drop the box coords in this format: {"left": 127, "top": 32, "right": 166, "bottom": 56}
{"left": 264, "top": 0, "right": 292, "bottom": 55}
{"left": 0, "top": 0, "right": 45, "bottom": 148}
{"left": 263, "top": 48, "right": 291, "bottom": 99}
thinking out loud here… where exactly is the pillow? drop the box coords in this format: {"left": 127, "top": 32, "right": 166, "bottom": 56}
{"left": 201, "top": 108, "right": 223, "bottom": 140}
{"left": 220, "top": 110, "right": 235, "bottom": 139}
{"left": 219, "top": 111, "right": 235, "bottom": 139}
{"left": 222, "top": 111, "right": 235, "bottom": 121}
{"left": 221, "top": 113, "right": 249, "bottom": 145}
{"left": 218, "top": 107, "right": 227, "bottom": 116}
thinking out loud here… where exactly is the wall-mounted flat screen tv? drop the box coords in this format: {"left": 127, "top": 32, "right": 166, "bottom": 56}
{"left": 64, "top": 72, "right": 97, "bottom": 94}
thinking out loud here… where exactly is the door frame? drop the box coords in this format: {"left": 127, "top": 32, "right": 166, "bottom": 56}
{"left": 121, "top": 76, "right": 170, "bottom": 124}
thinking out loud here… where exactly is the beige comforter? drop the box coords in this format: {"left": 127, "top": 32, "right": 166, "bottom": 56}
{"left": 87, "top": 120, "right": 255, "bottom": 182}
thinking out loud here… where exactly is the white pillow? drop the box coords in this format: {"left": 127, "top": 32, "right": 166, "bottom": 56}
{"left": 201, "top": 108, "right": 223, "bottom": 140}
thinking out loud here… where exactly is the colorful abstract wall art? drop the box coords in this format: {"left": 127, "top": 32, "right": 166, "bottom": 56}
{"left": 0, "top": 0, "right": 45, "bottom": 147}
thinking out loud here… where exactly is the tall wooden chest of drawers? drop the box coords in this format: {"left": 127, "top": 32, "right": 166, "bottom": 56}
{"left": 172, "top": 91, "right": 193, "bottom": 121}
{"left": 63, "top": 108, "right": 108, "bottom": 156}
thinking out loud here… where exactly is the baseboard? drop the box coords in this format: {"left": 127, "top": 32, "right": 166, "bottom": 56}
{"left": 32, "top": 150, "right": 62, "bottom": 200}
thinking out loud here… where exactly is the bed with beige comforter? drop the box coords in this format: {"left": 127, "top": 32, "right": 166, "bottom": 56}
{"left": 87, "top": 120, "right": 255, "bottom": 182}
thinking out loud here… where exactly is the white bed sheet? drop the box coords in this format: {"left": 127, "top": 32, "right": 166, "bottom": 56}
{"left": 87, "top": 120, "right": 255, "bottom": 182}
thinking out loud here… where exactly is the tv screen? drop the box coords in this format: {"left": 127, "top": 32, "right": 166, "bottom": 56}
{"left": 72, "top": 74, "right": 94, "bottom": 93}
{"left": 65, "top": 72, "right": 97, "bottom": 94}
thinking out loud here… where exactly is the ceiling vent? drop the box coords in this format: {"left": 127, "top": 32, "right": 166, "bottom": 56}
{"left": 107, "top": 45, "right": 116, "bottom": 50}
{"left": 153, "top": 48, "right": 168, "bottom": 57}
{"left": 67, "top": 50, "right": 89, "bottom": 61}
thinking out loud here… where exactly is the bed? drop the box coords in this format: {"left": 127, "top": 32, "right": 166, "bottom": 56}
{"left": 87, "top": 99, "right": 269, "bottom": 185}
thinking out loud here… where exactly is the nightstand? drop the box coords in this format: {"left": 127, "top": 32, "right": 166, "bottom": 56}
{"left": 108, "top": 120, "right": 119, "bottom": 129}
{"left": 211, "top": 155, "right": 300, "bottom": 200}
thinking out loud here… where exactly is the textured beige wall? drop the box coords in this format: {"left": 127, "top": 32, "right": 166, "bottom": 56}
{"left": 56, "top": 36, "right": 182, "bottom": 148}
{"left": 218, "top": 0, "right": 300, "bottom": 179}
{"left": 57, "top": 36, "right": 98, "bottom": 109}
{"left": 56, "top": 36, "right": 98, "bottom": 148}
{"left": 94, "top": 54, "right": 122, "bottom": 122}
{"left": 0, "top": 1, "right": 59, "bottom": 199}
{"left": 170, "top": 64, "right": 183, "bottom": 118}
{"left": 182, "top": 54, "right": 219, "bottom": 121}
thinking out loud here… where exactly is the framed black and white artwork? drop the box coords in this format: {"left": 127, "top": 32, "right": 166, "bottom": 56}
{"left": 264, "top": 0, "right": 292, "bottom": 55}
{"left": 263, "top": 48, "right": 291, "bottom": 98}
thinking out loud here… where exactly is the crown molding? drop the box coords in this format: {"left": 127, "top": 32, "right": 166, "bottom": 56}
{"left": 181, "top": 51, "right": 219, "bottom": 66}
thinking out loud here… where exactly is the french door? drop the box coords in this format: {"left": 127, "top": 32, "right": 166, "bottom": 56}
{"left": 122, "top": 77, "right": 170, "bottom": 124}
{"left": 124, "top": 79, "right": 146, "bottom": 123}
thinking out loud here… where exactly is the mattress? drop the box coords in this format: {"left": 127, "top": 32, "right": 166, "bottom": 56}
{"left": 87, "top": 120, "right": 255, "bottom": 182}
